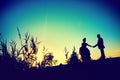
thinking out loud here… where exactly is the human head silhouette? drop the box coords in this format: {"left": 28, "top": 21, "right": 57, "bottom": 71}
{"left": 97, "top": 34, "right": 100, "bottom": 38}
{"left": 83, "top": 38, "right": 86, "bottom": 43}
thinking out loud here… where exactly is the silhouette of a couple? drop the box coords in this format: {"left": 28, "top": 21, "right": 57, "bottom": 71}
{"left": 79, "top": 34, "right": 105, "bottom": 62}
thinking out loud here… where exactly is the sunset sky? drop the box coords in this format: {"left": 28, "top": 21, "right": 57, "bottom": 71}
{"left": 0, "top": 0, "right": 120, "bottom": 64}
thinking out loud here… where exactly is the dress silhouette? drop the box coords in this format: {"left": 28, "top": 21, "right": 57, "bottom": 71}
{"left": 79, "top": 38, "right": 92, "bottom": 62}
{"left": 93, "top": 34, "right": 105, "bottom": 59}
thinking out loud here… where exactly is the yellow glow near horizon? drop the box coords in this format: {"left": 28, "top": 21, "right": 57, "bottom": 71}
{"left": 36, "top": 40, "right": 120, "bottom": 65}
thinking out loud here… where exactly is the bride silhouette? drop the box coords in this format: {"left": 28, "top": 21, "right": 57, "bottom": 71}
{"left": 79, "top": 38, "right": 92, "bottom": 62}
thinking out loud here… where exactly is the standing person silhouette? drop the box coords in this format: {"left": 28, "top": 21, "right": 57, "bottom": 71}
{"left": 93, "top": 34, "right": 105, "bottom": 59}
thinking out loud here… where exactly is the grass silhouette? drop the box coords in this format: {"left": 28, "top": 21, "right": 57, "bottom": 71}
{"left": 0, "top": 28, "right": 120, "bottom": 80}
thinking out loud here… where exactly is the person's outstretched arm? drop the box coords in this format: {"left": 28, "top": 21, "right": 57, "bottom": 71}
{"left": 93, "top": 44, "right": 97, "bottom": 48}
{"left": 87, "top": 43, "right": 93, "bottom": 47}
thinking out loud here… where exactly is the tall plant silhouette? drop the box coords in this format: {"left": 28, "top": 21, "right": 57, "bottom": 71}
{"left": 64, "top": 47, "right": 70, "bottom": 64}
{"left": 41, "top": 46, "right": 57, "bottom": 68}
{"left": 10, "top": 40, "right": 17, "bottom": 58}
{"left": 64, "top": 47, "right": 69, "bottom": 60}
{"left": 0, "top": 40, "right": 9, "bottom": 57}
{"left": 16, "top": 28, "right": 40, "bottom": 68}
{"left": 67, "top": 46, "right": 79, "bottom": 64}
{"left": 0, "top": 35, "right": 17, "bottom": 69}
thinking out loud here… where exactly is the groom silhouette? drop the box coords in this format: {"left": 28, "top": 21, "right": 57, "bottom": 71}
{"left": 93, "top": 34, "right": 105, "bottom": 59}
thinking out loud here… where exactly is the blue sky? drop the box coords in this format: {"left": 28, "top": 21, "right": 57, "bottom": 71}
{"left": 0, "top": 0, "right": 120, "bottom": 63}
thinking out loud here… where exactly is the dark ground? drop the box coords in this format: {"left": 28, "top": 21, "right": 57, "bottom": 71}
{"left": 0, "top": 57, "right": 120, "bottom": 80}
